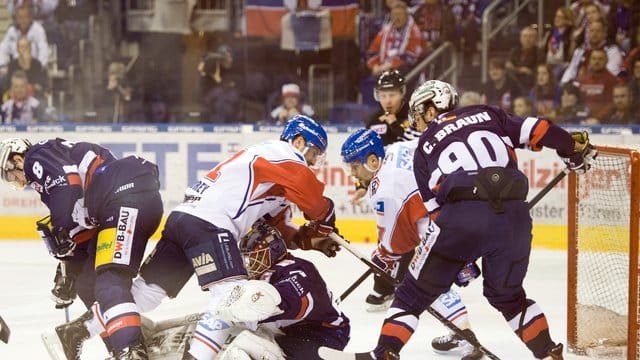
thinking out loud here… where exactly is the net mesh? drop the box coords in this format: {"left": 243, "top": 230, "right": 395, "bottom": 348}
{"left": 572, "top": 146, "right": 640, "bottom": 359}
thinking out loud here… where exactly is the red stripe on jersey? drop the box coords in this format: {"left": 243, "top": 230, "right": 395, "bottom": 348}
{"left": 67, "top": 174, "right": 82, "bottom": 186}
{"left": 73, "top": 228, "right": 98, "bottom": 244}
{"left": 388, "top": 193, "right": 427, "bottom": 254}
{"left": 521, "top": 316, "right": 550, "bottom": 343}
{"left": 84, "top": 155, "right": 105, "bottom": 189}
{"left": 251, "top": 157, "right": 329, "bottom": 221}
{"left": 105, "top": 315, "right": 141, "bottom": 336}
{"left": 295, "top": 295, "right": 310, "bottom": 319}
{"left": 529, "top": 119, "right": 550, "bottom": 151}
{"left": 381, "top": 322, "right": 413, "bottom": 344}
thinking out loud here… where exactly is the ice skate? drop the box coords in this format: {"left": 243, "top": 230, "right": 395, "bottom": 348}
{"left": 113, "top": 343, "right": 148, "bottom": 360}
{"left": 431, "top": 330, "right": 483, "bottom": 360}
{"left": 54, "top": 310, "right": 92, "bottom": 360}
{"left": 544, "top": 343, "right": 563, "bottom": 360}
{"left": 365, "top": 291, "right": 393, "bottom": 312}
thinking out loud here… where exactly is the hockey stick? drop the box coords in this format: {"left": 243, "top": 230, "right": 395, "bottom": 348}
{"left": 59, "top": 262, "right": 70, "bottom": 323}
{"left": 338, "top": 167, "right": 569, "bottom": 303}
{"left": 339, "top": 268, "right": 372, "bottom": 302}
{"left": 0, "top": 315, "right": 10, "bottom": 343}
{"left": 527, "top": 168, "right": 569, "bottom": 208}
{"left": 328, "top": 233, "right": 501, "bottom": 360}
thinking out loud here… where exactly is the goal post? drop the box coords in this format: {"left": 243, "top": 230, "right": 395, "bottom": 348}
{"left": 567, "top": 145, "right": 640, "bottom": 359}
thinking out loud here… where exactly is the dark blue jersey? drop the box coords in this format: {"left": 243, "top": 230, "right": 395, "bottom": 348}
{"left": 261, "top": 257, "right": 349, "bottom": 331}
{"left": 413, "top": 105, "right": 560, "bottom": 214}
{"left": 24, "top": 139, "right": 116, "bottom": 231}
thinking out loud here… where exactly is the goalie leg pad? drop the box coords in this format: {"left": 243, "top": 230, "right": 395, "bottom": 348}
{"left": 222, "top": 330, "right": 285, "bottom": 360}
{"left": 217, "top": 280, "right": 283, "bottom": 323}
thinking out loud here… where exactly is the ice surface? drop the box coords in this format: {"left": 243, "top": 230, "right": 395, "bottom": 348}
{"left": 0, "top": 240, "right": 589, "bottom": 359}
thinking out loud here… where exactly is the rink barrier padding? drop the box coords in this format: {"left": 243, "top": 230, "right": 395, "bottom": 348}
{"left": 0, "top": 216, "right": 567, "bottom": 250}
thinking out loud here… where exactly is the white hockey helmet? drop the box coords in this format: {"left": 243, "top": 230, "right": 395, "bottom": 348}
{"left": 408, "top": 80, "right": 459, "bottom": 125}
{"left": 0, "top": 138, "right": 31, "bottom": 188}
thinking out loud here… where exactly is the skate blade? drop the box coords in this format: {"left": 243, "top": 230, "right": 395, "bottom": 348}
{"left": 366, "top": 300, "right": 392, "bottom": 313}
{"left": 41, "top": 331, "right": 66, "bottom": 360}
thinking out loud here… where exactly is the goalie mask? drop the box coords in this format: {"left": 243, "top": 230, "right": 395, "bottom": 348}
{"left": 0, "top": 138, "right": 31, "bottom": 189}
{"left": 240, "top": 223, "right": 288, "bottom": 279}
{"left": 408, "top": 80, "right": 459, "bottom": 126}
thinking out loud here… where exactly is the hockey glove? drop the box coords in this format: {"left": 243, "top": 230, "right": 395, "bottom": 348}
{"left": 371, "top": 245, "right": 401, "bottom": 278}
{"left": 454, "top": 262, "right": 481, "bottom": 287}
{"left": 51, "top": 262, "right": 77, "bottom": 309}
{"left": 561, "top": 131, "right": 597, "bottom": 174}
{"left": 37, "top": 216, "right": 76, "bottom": 259}
{"left": 293, "top": 222, "right": 341, "bottom": 257}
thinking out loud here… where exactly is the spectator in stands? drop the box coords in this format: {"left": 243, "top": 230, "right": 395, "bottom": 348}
{"left": 365, "top": 1, "right": 423, "bottom": 77}
{"left": 622, "top": 25, "right": 640, "bottom": 77}
{"left": 561, "top": 20, "right": 624, "bottom": 84}
{"left": 506, "top": 25, "right": 539, "bottom": 90}
{"left": 0, "top": 5, "right": 50, "bottom": 68}
{"left": 529, "top": 63, "right": 558, "bottom": 119}
{"left": 606, "top": 0, "right": 639, "bottom": 52}
{"left": 0, "top": 70, "right": 45, "bottom": 124}
{"left": 571, "top": 2, "right": 614, "bottom": 50}
{"left": 269, "top": 83, "right": 315, "bottom": 124}
{"left": 103, "top": 61, "right": 132, "bottom": 123}
{"left": 445, "top": 0, "right": 485, "bottom": 70}
{"left": 8, "top": 0, "right": 58, "bottom": 20}
{"left": 542, "top": 6, "right": 575, "bottom": 77}
{"left": 481, "top": 57, "right": 521, "bottom": 111}
{"left": 555, "top": 81, "right": 590, "bottom": 124}
{"left": 198, "top": 44, "right": 244, "bottom": 123}
{"left": 413, "top": 0, "right": 456, "bottom": 51}
{"left": 629, "top": 58, "right": 640, "bottom": 111}
{"left": 575, "top": 48, "right": 619, "bottom": 120}
{"left": 513, "top": 96, "right": 534, "bottom": 117}
{"left": 458, "top": 90, "right": 482, "bottom": 106}
{"left": 602, "top": 83, "right": 639, "bottom": 124}
{"left": 6, "top": 36, "right": 47, "bottom": 96}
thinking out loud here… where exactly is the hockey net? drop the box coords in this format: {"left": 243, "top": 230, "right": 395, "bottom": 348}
{"left": 568, "top": 145, "right": 640, "bottom": 360}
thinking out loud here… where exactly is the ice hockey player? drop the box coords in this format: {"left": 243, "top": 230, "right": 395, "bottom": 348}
{"left": 55, "top": 115, "right": 339, "bottom": 359}
{"left": 361, "top": 69, "right": 420, "bottom": 310}
{"left": 202, "top": 221, "right": 350, "bottom": 359}
{"left": 341, "top": 127, "right": 482, "bottom": 359}
{"left": 0, "top": 138, "right": 163, "bottom": 359}
{"left": 327, "top": 80, "right": 597, "bottom": 360}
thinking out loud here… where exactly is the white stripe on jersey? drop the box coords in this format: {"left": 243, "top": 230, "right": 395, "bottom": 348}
{"left": 519, "top": 117, "right": 538, "bottom": 149}
{"left": 77, "top": 150, "right": 98, "bottom": 187}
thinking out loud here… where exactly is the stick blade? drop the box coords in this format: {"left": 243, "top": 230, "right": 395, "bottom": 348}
{"left": 0, "top": 316, "right": 9, "bottom": 344}
{"left": 41, "top": 332, "right": 65, "bottom": 360}
{"left": 318, "top": 346, "right": 359, "bottom": 360}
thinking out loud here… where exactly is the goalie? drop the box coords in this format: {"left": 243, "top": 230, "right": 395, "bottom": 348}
{"left": 193, "top": 222, "right": 350, "bottom": 359}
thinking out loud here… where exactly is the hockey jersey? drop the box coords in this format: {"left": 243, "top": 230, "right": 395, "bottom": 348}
{"left": 368, "top": 140, "right": 428, "bottom": 255}
{"left": 174, "top": 140, "right": 332, "bottom": 242}
{"left": 24, "top": 138, "right": 116, "bottom": 234}
{"left": 413, "top": 104, "right": 557, "bottom": 214}
{"left": 261, "top": 256, "right": 349, "bottom": 331}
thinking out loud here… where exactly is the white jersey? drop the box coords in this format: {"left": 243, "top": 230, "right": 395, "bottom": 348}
{"left": 368, "top": 140, "right": 429, "bottom": 254}
{"left": 174, "top": 140, "right": 331, "bottom": 241}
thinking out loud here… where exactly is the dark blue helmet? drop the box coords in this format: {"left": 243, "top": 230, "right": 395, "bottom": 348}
{"left": 280, "top": 115, "right": 328, "bottom": 153}
{"left": 341, "top": 129, "right": 385, "bottom": 164}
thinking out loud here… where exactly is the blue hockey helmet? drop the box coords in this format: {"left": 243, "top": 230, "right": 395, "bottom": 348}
{"left": 240, "top": 222, "right": 288, "bottom": 279}
{"left": 341, "top": 129, "right": 385, "bottom": 165}
{"left": 280, "top": 115, "right": 328, "bottom": 154}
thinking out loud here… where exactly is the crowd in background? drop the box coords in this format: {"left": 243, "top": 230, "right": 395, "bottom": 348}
{"left": 0, "top": 0, "right": 638, "bottom": 125}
